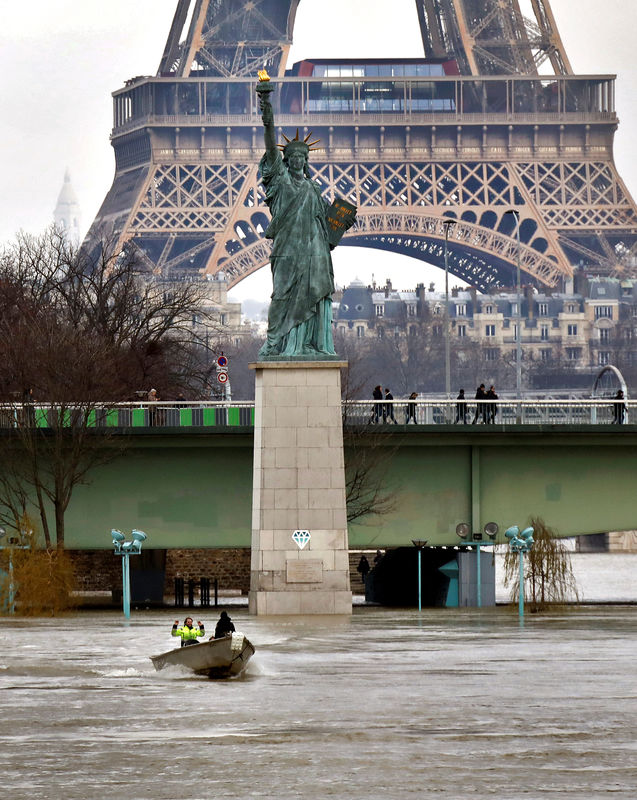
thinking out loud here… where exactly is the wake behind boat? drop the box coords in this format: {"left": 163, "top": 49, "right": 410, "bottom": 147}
{"left": 150, "top": 633, "right": 255, "bottom": 678}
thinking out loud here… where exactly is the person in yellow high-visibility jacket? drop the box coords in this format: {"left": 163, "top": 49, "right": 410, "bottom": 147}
{"left": 172, "top": 617, "right": 205, "bottom": 647}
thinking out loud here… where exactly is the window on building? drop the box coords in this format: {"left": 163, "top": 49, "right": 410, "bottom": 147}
{"left": 594, "top": 306, "right": 613, "bottom": 319}
{"left": 566, "top": 303, "right": 577, "bottom": 313}
{"left": 541, "top": 349, "right": 552, "bottom": 362}
{"left": 483, "top": 304, "right": 493, "bottom": 314}
{"left": 456, "top": 303, "right": 467, "bottom": 316}
{"left": 539, "top": 303, "right": 549, "bottom": 316}
{"left": 567, "top": 324, "right": 578, "bottom": 336}
{"left": 599, "top": 328, "right": 611, "bottom": 343}
{"left": 540, "top": 325, "right": 549, "bottom": 341}
{"left": 375, "top": 304, "right": 384, "bottom": 317}
{"left": 598, "top": 351, "right": 610, "bottom": 366}
{"left": 220, "top": 313, "right": 227, "bottom": 326}
{"left": 377, "top": 327, "right": 385, "bottom": 338}
{"left": 457, "top": 325, "right": 466, "bottom": 337}
{"left": 566, "top": 347, "right": 581, "bottom": 361}
{"left": 407, "top": 304, "right": 416, "bottom": 316}
{"left": 511, "top": 302, "right": 519, "bottom": 316}
{"left": 484, "top": 348, "right": 499, "bottom": 362}
{"left": 356, "top": 326, "right": 365, "bottom": 338}
{"left": 409, "top": 326, "right": 418, "bottom": 336}
{"left": 433, "top": 325, "right": 442, "bottom": 337}
{"left": 485, "top": 324, "right": 496, "bottom": 337}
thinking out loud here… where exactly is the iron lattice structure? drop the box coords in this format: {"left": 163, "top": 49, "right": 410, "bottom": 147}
{"left": 87, "top": 0, "right": 637, "bottom": 290}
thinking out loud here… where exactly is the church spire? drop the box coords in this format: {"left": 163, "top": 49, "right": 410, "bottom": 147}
{"left": 53, "top": 169, "right": 82, "bottom": 243}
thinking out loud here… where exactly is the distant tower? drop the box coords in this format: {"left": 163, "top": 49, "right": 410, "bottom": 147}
{"left": 54, "top": 169, "right": 82, "bottom": 243}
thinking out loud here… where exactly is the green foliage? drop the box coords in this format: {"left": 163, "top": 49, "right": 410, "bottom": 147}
{"left": 502, "top": 516, "right": 579, "bottom": 612}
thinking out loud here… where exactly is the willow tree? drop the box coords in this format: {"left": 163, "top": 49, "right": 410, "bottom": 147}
{"left": 502, "top": 517, "right": 579, "bottom": 611}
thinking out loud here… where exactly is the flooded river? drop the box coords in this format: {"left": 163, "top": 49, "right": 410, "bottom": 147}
{"left": 0, "top": 606, "right": 635, "bottom": 799}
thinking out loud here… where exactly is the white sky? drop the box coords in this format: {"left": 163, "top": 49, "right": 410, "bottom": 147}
{"left": 1, "top": 1, "right": 636, "bottom": 301}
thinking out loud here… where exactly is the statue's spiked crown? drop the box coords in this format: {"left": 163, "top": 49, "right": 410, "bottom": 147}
{"left": 278, "top": 129, "right": 321, "bottom": 157}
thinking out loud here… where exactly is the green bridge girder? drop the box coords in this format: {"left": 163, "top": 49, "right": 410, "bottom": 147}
{"left": 58, "top": 426, "right": 637, "bottom": 550}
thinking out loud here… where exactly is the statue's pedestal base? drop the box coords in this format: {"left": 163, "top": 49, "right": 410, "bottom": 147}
{"left": 248, "top": 361, "right": 352, "bottom": 615}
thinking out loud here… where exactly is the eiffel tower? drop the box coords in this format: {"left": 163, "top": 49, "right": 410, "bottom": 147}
{"left": 87, "top": 0, "right": 637, "bottom": 291}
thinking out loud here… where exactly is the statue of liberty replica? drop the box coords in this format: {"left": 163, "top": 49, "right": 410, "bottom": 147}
{"left": 256, "top": 71, "right": 356, "bottom": 359}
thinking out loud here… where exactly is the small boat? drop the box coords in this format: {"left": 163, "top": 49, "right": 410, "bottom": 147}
{"left": 150, "top": 632, "right": 255, "bottom": 678}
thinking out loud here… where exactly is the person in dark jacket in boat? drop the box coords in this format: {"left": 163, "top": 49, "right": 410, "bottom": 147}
{"left": 172, "top": 616, "right": 205, "bottom": 647}
{"left": 214, "top": 611, "right": 236, "bottom": 639}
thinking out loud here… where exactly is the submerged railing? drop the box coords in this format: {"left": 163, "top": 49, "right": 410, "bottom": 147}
{"left": 0, "top": 399, "right": 633, "bottom": 429}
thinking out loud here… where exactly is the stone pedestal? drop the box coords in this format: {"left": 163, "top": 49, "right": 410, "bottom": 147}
{"left": 248, "top": 361, "right": 352, "bottom": 615}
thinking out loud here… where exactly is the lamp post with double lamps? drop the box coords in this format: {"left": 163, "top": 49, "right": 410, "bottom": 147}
{"left": 505, "top": 525, "right": 535, "bottom": 625}
{"left": 0, "top": 526, "right": 30, "bottom": 615}
{"left": 111, "top": 529, "right": 147, "bottom": 619}
{"left": 456, "top": 522, "right": 498, "bottom": 607}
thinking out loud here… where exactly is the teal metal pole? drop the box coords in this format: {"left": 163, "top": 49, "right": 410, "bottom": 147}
{"left": 122, "top": 554, "right": 131, "bottom": 619}
{"left": 476, "top": 544, "right": 482, "bottom": 608}
{"left": 417, "top": 548, "right": 422, "bottom": 611}
{"left": 518, "top": 551, "right": 525, "bottom": 625}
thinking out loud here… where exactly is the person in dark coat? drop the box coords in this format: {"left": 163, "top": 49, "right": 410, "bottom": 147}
{"left": 406, "top": 392, "right": 418, "bottom": 424}
{"left": 612, "top": 389, "right": 626, "bottom": 424}
{"left": 455, "top": 389, "right": 467, "bottom": 424}
{"left": 472, "top": 384, "right": 487, "bottom": 424}
{"left": 356, "top": 554, "right": 370, "bottom": 585}
{"left": 372, "top": 385, "right": 384, "bottom": 424}
{"left": 214, "top": 611, "right": 236, "bottom": 639}
{"left": 486, "top": 385, "right": 498, "bottom": 424}
{"left": 385, "top": 388, "right": 398, "bottom": 424}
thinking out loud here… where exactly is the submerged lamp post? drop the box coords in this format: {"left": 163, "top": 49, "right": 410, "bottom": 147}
{"left": 412, "top": 539, "right": 428, "bottom": 611}
{"left": 111, "top": 529, "right": 147, "bottom": 619}
{"left": 0, "top": 526, "right": 30, "bottom": 615}
{"left": 505, "top": 525, "right": 535, "bottom": 624}
{"left": 456, "top": 522, "right": 499, "bottom": 607}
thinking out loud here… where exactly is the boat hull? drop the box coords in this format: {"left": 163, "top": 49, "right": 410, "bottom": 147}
{"left": 150, "top": 633, "right": 255, "bottom": 678}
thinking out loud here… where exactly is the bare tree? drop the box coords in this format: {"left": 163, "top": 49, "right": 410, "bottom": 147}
{"left": 0, "top": 228, "right": 215, "bottom": 549}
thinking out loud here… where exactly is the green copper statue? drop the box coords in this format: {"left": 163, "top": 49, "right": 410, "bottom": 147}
{"left": 256, "top": 72, "right": 355, "bottom": 359}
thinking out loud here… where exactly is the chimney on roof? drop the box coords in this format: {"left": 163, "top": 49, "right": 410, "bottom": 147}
{"left": 525, "top": 286, "right": 534, "bottom": 319}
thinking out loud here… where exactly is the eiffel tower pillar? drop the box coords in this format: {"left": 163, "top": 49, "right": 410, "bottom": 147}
{"left": 249, "top": 361, "right": 351, "bottom": 615}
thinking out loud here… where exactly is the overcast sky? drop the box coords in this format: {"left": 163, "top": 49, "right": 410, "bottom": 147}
{"left": 2, "top": 1, "right": 636, "bottom": 299}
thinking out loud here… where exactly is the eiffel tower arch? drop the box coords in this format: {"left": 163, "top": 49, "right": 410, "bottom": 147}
{"left": 87, "top": 0, "right": 637, "bottom": 291}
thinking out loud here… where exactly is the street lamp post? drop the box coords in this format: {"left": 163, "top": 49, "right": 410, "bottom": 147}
{"left": 443, "top": 219, "right": 456, "bottom": 410}
{"left": 0, "top": 526, "right": 30, "bottom": 615}
{"left": 456, "top": 523, "right": 498, "bottom": 607}
{"left": 505, "top": 210, "right": 523, "bottom": 404}
{"left": 505, "top": 525, "right": 535, "bottom": 625}
{"left": 111, "top": 529, "right": 147, "bottom": 619}
{"left": 412, "top": 539, "right": 428, "bottom": 611}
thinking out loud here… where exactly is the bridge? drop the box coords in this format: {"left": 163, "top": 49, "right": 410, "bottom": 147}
{"left": 4, "top": 400, "right": 635, "bottom": 550}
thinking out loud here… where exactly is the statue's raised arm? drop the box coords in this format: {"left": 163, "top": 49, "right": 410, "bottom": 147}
{"left": 256, "top": 70, "right": 277, "bottom": 159}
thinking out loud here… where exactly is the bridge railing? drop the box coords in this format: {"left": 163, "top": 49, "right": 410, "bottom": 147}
{"left": 0, "top": 399, "right": 632, "bottom": 429}
{"left": 0, "top": 402, "right": 255, "bottom": 430}
{"left": 342, "top": 399, "right": 633, "bottom": 426}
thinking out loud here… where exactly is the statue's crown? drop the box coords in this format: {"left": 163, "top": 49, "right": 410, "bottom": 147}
{"left": 279, "top": 129, "right": 321, "bottom": 154}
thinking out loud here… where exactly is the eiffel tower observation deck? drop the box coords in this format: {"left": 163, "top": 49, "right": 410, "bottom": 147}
{"left": 87, "top": 0, "right": 637, "bottom": 291}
